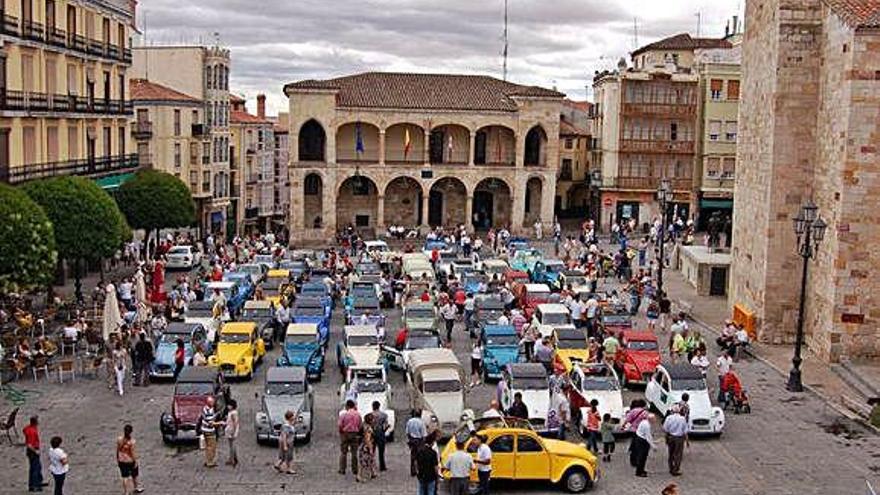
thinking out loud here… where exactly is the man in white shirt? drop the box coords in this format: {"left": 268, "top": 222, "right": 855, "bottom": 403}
{"left": 663, "top": 410, "right": 688, "bottom": 476}
{"left": 633, "top": 413, "right": 656, "bottom": 477}
{"left": 482, "top": 400, "right": 503, "bottom": 418}
{"left": 715, "top": 351, "right": 733, "bottom": 401}
{"left": 473, "top": 433, "right": 493, "bottom": 494}
{"left": 444, "top": 440, "right": 475, "bottom": 495}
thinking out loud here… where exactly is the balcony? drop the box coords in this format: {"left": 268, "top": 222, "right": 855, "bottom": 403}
{"left": 47, "top": 26, "right": 66, "bottom": 47}
{"left": 244, "top": 207, "right": 259, "bottom": 219}
{"left": 246, "top": 174, "right": 259, "bottom": 185}
{"left": 132, "top": 121, "right": 152, "bottom": 139}
{"left": 620, "top": 139, "right": 694, "bottom": 154}
{"left": 202, "top": 155, "right": 210, "bottom": 165}
{"left": 0, "top": 14, "right": 130, "bottom": 65}
{"left": 137, "top": 153, "right": 152, "bottom": 168}
{"left": 5, "top": 153, "right": 140, "bottom": 184}
{"left": 621, "top": 103, "right": 696, "bottom": 118}
{"left": 22, "top": 20, "right": 44, "bottom": 41}
{"left": 1, "top": 90, "right": 132, "bottom": 115}
{"left": 611, "top": 176, "right": 693, "bottom": 191}
{"left": 0, "top": 11, "right": 19, "bottom": 36}
{"left": 191, "top": 123, "right": 207, "bottom": 137}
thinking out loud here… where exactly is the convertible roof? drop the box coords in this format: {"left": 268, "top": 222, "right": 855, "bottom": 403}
{"left": 163, "top": 322, "right": 201, "bottom": 334}
{"left": 266, "top": 366, "right": 305, "bottom": 383}
{"left": 176, "top": 367, "right": 219, "bottom": 383}
{"left": 663, "top": 362, "right": 705, "bottom": 380}
{"left": 507, "top": 362, "right": 548, "bottom": 379}
{"left": 188, "top": 300, "right": 214, "bottom": 310}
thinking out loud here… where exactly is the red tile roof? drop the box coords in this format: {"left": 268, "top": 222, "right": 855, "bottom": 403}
{"left": 230, "top": 110, "right": 271, "bottom": 125}
{"left": 631, "top": 33, "right": 732, "bottom": 57}
{"left": 824, "top": 0, "right": 880, "bottom": 27}
{"left": 229, "top": 93, "right": 246, "bottom": 104}
{"left": 130, "top": 79, "right": 199, "bottom": 103}
{"left": 564, "top": 99, "right": 592, "bottom": 112}
{"left": 284, "top": 72, "right": 564, "bottom": 112}
{"left": 559, "top": 120, "right": 588, "bottom": 137}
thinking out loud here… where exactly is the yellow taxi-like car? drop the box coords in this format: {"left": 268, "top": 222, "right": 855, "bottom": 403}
{"left": 440, "top": 418, "right": 598, "bottom": 493}
{"left": 208, "top": 322, "right": 265, "bottom": 379}
{"left": 554, "top": 327, "right": 590, "bottom": 373}
{"left": 262, "top": 269, "right": 291, "bottom": 306}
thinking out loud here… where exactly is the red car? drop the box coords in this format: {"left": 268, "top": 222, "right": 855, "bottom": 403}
{"left": 504, "top": 270, "right": 530, "bottom": 288}
{"left": 160, "top": 367, "right": 230, "bottom": 443}
{"left": 614, "top": 330, "right": 661, "bottom": 388}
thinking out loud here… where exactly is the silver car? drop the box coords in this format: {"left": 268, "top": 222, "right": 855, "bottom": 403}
{"left": 255, "top": 367, "right": 314, "bottom": 444}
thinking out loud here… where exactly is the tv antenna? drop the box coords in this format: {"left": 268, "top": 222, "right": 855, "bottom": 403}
{"left": 632, "top": 17, "right": 639, "bottom": 51}
{"left": 502, "top": 0, "right": 509, "bottom": 81}
{"left": 695, "top": 12, "right": 702, "bottom": 36}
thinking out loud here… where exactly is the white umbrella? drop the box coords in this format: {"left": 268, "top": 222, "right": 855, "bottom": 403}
{"left": 102, "top": 283, "right": 123, "bottom": 341}
{"left": 134, "top": 270, "right": 149, "bottom": 324}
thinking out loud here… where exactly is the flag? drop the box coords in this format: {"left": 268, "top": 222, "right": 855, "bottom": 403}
{"left": 404, "top": 128, "right": 412, "bottom": 159}
{"left": 447, "top": 134, "right": 454, "bottom": 161}
{"left": 355, "top": 122, "right": 364, "bottom": 156}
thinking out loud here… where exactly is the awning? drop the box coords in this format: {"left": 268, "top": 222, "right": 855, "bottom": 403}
{"left": 94, "top": 172, "right": 135, "bottom": 190}
{"left": 700, "top": 198, "right": 734, "bottom": 209}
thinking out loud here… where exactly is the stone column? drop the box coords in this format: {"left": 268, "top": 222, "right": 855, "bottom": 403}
{"left": 511, "top": 179, "right": 525, "bottom": 233}
{"left": 423, "top": 130, "right": 431, "bottom": 166}
{"left": 468, "top": 131, "right": 476, "bottom": 166}
{"left": 540, "top": 174, "right": 556, "bottom": 225}
{"left": 378, "top": 129, "right": 386, "bottom": 166}
{"left": 465, "top": 195, "right": 474, "bottom": 231}
{"left": 376, "top": 194, "right": 386, "bottom": 230}
{"left": 421, "top": 190, "right": 431, "bottom": 231}
{"left": 322, "top": 171, "right": 336, "bottom": 235}
{"left": 291, "top": 171, "right": 305, "bottom": 232}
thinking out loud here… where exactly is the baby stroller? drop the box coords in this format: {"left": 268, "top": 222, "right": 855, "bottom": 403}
{"left": 721, "top": 371, "right": 752, "bottom": 414}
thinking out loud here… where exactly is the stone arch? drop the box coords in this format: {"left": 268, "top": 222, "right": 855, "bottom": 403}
{"left": 429, "top": 123, "right": 470, "bottom": 164}
{"left": 337, "top": 174, "right": 379, "bottom": 230}
{"left": 524, "top": 124, "right": 548, "bottom": 166}
{"left": 384, "top": 176, "right": 424, "bottom": 227}
{"left": 428, "top": 177, "right": 467, "bottom": 227}
{"left": 298, "top": 119, "right": 326, "bottom": 161}
{"left": 336, "top": 122, "right": 380, "bottom": 163}
{"left": 473, "top": 177, "right": 512, "bottom": 230}
{"left": 385, "top": 122, "right": 425, "bottom": 164}
{"left": 474, "top": 124, "right": 516, "bottom": 166}
{"left": 303, "top": 172, "right": 324, "bottom": 229}
{"left": 524, "top": 176, "right": 544, "bottom": 225}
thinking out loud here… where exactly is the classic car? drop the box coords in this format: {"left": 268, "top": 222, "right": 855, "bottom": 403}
{"left": 422, "top": 239, "right": 454, "bottom": 258}
{"left": 336, "top": 325, "right": 382, "bottom": 370}
{"left": 434, "top": 252, "right": 459, "bottom": 279}
{"left": 165, "top": 245, "right": 202, "bottom": 270}
{"left": 235, "top": 263, "right": 268, "bottom": 285}
{"left": 645, "top": 363, "right": 725, "bottom": 436}
{"left": 516, "top": 284, "right": 556, "bottom": 320}
{"left": 384, "top": 329, "right": 443, "bottom": 371}
{"left": 449, "top": 259, "right": 475, "bottom": 279}
{"left": 497, "top": 363, "right": 554, "bottom": 433}
{"left": 183, "top": 300, "right": 223, "bottom": 341}
{"left": 355, "top": 262, "right": 383, "bottom": 277}
{"left": 338, "top": 365, "right": 396, "bottom": 439}
{"left": 614, "top": 330, "right": 661, "bottom": 387}
{"left": 404, "top": 259, "right": 436, "bottom": 282}
{"left": 277, "top": 323, "right": 324, "bottom": 381}
{"left": 407, "top": 348, "right": 472, "bottom": 439}
{"left": 261, "top": 273, "right": 290, "bottom": 308}
{"left": 474, "top": 297, "right": 506, "bottom": 329}
{"left": 440, "top": 419, "right": 598, "bottom": 493}
{"left": 255, "top": 366, "right": 314, "bottom": 444}
{"left": 253, "top": 254, "right": 276, "bottom": 270}
{"left": 207, "top": 322, "right": 265, "bottom": 379}
{"left": 222, "top": 271, "right": 256, "bottom": 300}
{"left": 481, "top": 259, "right": 510, "bottom": 278}
{"left": 300, "top": 281, "right": 333, "bottom": 310}
{"left": 150, "top": 322, "right": 210, "bottom": 379}
{"left": 558, "top": 270, "right": 589, "bottom": 292}
{"left": 346, "top": 296, "right": 385, "bottom": 328}
{"left": 241, "top": 300, "right": 278, "bottom": 348}
{"left": 506, "top": 236, "right": 532, "bottom": 250}
{"left": 600, "top": 313, "right": 633, "bottom": 334}
{"left": 504, "top": 270, "right": 531, "bottom": 289}
{"left": 462, "top": 272, "right": 487, "bottom": 295}
{"left": 553, "top": 327, "right": 590, "bottom": 372}
{"left": 403, "top": 301, "right": 437, "bottom": 332}
{"left": 480, "top": 325, "right": 520, "bottom": 380}
{"left": 350, "top": 279, "right": 381, "bottom": 300}
{"left": 531, "top": 303, "right": 572, "bottom": 339}
{"left": 568, "top": 363, "right": 625, "bottom": 435}
{"left": 160, "top": 367, "right": 229, "bottom": 444}
{"left": 291, "top": 297, "right": 331, "bottom": 347}
{"left": 509, "top": 248, "right": 543, "bottom": 273}
{"left": 530, "top": 259, "right": 567, "bottom": 291}
{"left": 205, "top": 280, "right": 247, "bottom": 319}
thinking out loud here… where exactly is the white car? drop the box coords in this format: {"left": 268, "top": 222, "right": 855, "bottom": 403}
{"left": 531, "top": 303, "right": 572, "bottom": 339}
{"left": 165, "top": 245, "right": 202, "bottom": 270}
{"left": 338, "top": 366, "right": 396, "bottom": 440}
{"left": 337, "top": 325, "right": 382, "bottom": 370}
{"left": 497, "top": 363, "right": 553, "bottom": 433}
{"left": 645, "top": 363, "right": 725, "bottom": 436}
{"left": 568, "top": 363, "right": 626, "bottom": 435}
{"left": 407, "top": 348, "right": 472, "bottom": 438}
{"left": 236, "top": 263, "right": 267, "bottom": 285}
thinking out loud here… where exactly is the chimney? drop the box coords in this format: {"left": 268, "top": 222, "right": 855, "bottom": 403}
{"left": 257, "top": 94, "right": 266, "bottom": 119}
{"left": 733, "top": 15, "right": 739, "bottom": 34}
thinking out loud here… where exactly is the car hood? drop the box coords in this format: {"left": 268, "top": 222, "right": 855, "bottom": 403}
{"left": 347, "top": 346, "right": 381, "bottom": 367}
{"left": 154, "top": 342, "right": 179, "bottom": 366}
{"left": 174, "top": 396, "right": 208, "bottom": 424}
{"left": 215, "top": 344, "right": 249, "bottom": 364}
{"left": 264, "top": 396, "right": 306, "bottom": 425}
{"left": 578, "top": 389, "right": 625, "bottom": 420}
{"left": 423, "top": 391, "right": 464, "bottom": 425}
{"left": 356, "top": 392, "right": 389, "bottom": 415}
{"left": 542, "top": 437, "right": 595, "bottom": 462}
{"left": 483, "top": 346, "right": 519, "bottom": 364}
{"left": 293, "top": 315, "right": 326, "bottom": 325}
{"left": 626, "top": 351, "right": 660, "bottom": 373}
{"left": 283, "top": 345, "right": 320, "bottom": 366}
{"left": 557, "top": 350, "right": 590, "bottom": 368}
{"left": 519, "top": 390, "right": 551, "bottom": 420}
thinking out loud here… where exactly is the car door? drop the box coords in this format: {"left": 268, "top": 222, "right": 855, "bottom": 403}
{"left": 658, "top": 371, "right": 672, "bottom": 414}
{"left": 381, "top": 344, "right": 404, "bottom": 371}
{"left": 514, "top": 432, "right": 551, "bottom": 480}
{"left": 499, "top": 370, "right": 512, "bottom": 409}
{"left": 645, "top": 369, "right": 662, "bottom": 406}
{"left": 483, "top": 433, "right": 516, "bottom": 480}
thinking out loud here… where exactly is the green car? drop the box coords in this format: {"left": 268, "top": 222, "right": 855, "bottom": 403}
{"left": 403, "top": 301, "right": 437, "bottom": 332}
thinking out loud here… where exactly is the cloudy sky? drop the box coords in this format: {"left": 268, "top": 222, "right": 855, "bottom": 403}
{"left": 136, "top": 0, "right": 743, "bottom": 115}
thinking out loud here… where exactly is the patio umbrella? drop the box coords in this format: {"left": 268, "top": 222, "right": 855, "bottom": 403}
{"left": 134, "top": 270, "right": 149, "bottom": 324}
{"left": 102, "top": 283, "right": 123, "bottom": 341}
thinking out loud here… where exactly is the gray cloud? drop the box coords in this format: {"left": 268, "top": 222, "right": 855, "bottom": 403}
{"left": 137, "top": 0, "right": 741, "bottom": 114}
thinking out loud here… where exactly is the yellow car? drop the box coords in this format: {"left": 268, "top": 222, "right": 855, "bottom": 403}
{"left": 262, "top": 269, "right": 291, "bottom": 305}
{"left": 440, "top": 418, "right": 598, "bottom": 492}
{"left": 554, "top": 327, "right": 590, "bottom": 373}
{"left": 208, "top": 322, "right": 265, "bottom": 379}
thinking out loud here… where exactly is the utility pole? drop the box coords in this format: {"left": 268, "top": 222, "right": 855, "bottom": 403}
{"left": 695, "top": 12, "right": 702, "bottom": 37}
{"left": 502, "top": 0, "right": 509, "bottom": 81}
{"left": 632, "top": 17, "right": 639, "bottom": 51}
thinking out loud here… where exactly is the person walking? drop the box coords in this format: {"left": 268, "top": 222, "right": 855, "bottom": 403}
{"left": 133, "top": 332, "right": 154, "bottom": 387}
{"left": 632, "top": 413, "right": 656, "bottom": 477}
{"left": 370, "top": 401, "right": 388, "bottom": 472}
{"left": 225, "top": 399, "right": 240, "bottom": 467}
{"left": 172, "top": 339, "right": 186, "bottom": 381}
{"left": 200, "top": 397, "right": 221, "bottom": 468}
{"left": 357, "top": 415, "right": 376, "bottom": 482}
{"left": 338, "top": 399, "right": 362, "bottom": 476}
{"left": 470, "top": 341, "right": 483, "bottom": 388}
{"left": 585, "top": 402, "right": 601, "bottom": 453}
{"left": 663, "top": 409, "right": 688, "bottom": 476}
{"left": 112, "top": 341, "right": 129, "bottom": 396}
{"left": 274, "top": 411, "right": 297, "bottom": 474}
{"left": 441, "top": 301, "right": 457, "bottom": 342}
{"left": 48, "top": 436, "right": 68, "bottom": 495}
{"left": 415, "top": 437, "right": 440, "bottom": 495}
{"left": 23, "top": 416, "right": 46, "bottom": 492}
{"left": 405, "top": 410, "right": 427, "bottom": 476}
{"left": 716, "top": 350, "right": 734, "bottom": 402}
{"left": 599, "top": 413, "right": 616, "bottom": 462}
{"left": 473, "top": 433, "right": 493, "bottom": 495}
{"left": 116, "top": 425, "right": 141, "bottom": 495}
{"left": 443, "top": 439, "right": 475, "bottom": 495}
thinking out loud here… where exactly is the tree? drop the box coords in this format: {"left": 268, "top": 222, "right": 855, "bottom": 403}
{"left": 0, "top": 183, "right": 57, "bottom": 294}
{"left": 22, "top": 176, "right": 130, "bottom": 301}
{"left": 115, "top": 169, "right": 195, "bottom": 257}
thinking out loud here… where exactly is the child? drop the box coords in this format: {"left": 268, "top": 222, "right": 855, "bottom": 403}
{"left": 599, "top": 413, "right": 616, "bottom": 462}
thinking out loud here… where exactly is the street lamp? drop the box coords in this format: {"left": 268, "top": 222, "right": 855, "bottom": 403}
{"left": 786, "top": 199, "right": 827, "bottom": 392}
{"left": 656, "top": 178, "right": 673, "bottom": 296}
{"left": 589, "top": 169, "right": 602, "bottom": 229}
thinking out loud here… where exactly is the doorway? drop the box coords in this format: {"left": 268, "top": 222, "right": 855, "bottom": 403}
{"left": 473, "top": 190, "right": 494, "bottom": 230}
{"left": 428, "top": 191, "right": 443, "bottom": 226}
{"left": 709, "top": 266, "right": 728, "bottom": 296}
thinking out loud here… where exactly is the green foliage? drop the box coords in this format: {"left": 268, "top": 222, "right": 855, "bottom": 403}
{"left": 0, "top": 183, "right": 57, "bottom": 292}
{"left": 116, "top": 169, "right": 195, "bottom": 231}
{"left": 22, "top": 176, "right": 130, "bottom": 261}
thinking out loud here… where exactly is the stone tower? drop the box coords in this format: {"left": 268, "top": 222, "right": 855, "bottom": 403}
{"left": 730, "top": 0, "right": 880, "bottom": 362}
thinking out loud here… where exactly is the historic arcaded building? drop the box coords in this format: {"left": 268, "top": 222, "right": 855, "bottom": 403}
{"left": 730, "top": 0, "right": 880, "bottom": 362}
{"left": 284, "top": 72, "right": 564, "bottom": 240}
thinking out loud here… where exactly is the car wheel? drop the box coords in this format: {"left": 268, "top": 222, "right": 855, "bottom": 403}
{"left": 162, "top": 434, "right": 174, "bottom": 445}
{"left": 467, "top": 481, "right": 481, "bottom": 495}
{"left": 245, "top": 370, "right": 253, "bottom": 381}
{"left": 563, "top": 467, "right": 591, "bottom": 493}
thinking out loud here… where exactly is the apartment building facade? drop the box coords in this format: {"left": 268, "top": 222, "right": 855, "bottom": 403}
{"left": 131, "top": 45, "right": 231, "bottom": 235}
{"left": 229, "top": 93, "right": 276, "bottom": 233}
{"left": 0, "top": 0, "right": 138, "bottom": 186}
{"left": 556, "top": 102, "right": 591, "bottom": 218}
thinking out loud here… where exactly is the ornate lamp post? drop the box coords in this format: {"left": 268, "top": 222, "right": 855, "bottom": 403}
{"left": 656, "top": 179, "right": 673, "bottom": 296}
{"left": 786, "top": 200, "right": 827, "bottom": 392}
{"left": 589, "top": 169, "right": 602, "bottom": 229}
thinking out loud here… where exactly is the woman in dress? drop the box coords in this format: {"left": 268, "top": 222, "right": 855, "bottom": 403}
{"left": 357, "top": 414, "right": 376, "bottom": 482}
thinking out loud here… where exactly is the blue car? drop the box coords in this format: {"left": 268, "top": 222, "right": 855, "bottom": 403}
{"left": 346, "top": 296, "right": 385, "bottom": 328}
{"left": 292, "top": 298, "right": 330, "bottom": 348}
{"left": 481, "top": 325, "right": 520, "bottom": 380}
{"left": 300, "top": 282, "right": 333, "bottom": 311}
{"left": 205, "top": 280, "right": 248, "bottom": 318}
{"left": 223, "top": 271, "right": 256, "bottom": 300}
{"left": 276, "top": 323, "right": 324, "bottom": 381}
{"left": 150, "top": 322, "right": 210, "bottom": 379}
{"left": 530, "top": 259, "right": 567, "bottom": 291}
{"left": 462, "top": 272, "right": 487, "bottom": 295}
{"left": 506, "top": 236, "right": 531, "bottom": 251}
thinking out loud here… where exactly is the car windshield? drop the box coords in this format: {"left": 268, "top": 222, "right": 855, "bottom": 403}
{"left": 242, "top": 308, "right": 272, "bottom": 318}
{"left": 463, "top": 275, "right": 484, "bottom": 286}
{"left": 187, "top": 308, "right": 213, "bottom": 318}
{"left": 285, "top": 334, "right": 316, "bottom": 345}
{"left": 266, "top": 381, "right": 305, "bottom": 396}
{"left": 485, "top": 264, "right": 507, "bottom": 274}
{"left": 175, "top": 382, "right": 214, "bottom": 396}
{"left": 582, "top": 376, "right": 619, "bottom": 391}
{"left": 347, "top": 335, "right": 376, "bottom": 347}
{"left": 540, "top": 313, "right": 569, "bottom": 325}
{"left": 674, "top": 378, "right": 707, "bottom": 391}
{"left": 406, "top": 335, "right": 440, "bottom": 350}
{"left": 295, "top": 306, "right": 325, "bottom": 317}
{"left": 603, "top": 316, "right": 631, "bottom": 326}
{"left": 301, "top": 287, "right": 325, "bottom": 296}
{"left": 160, "top": 333, "right": 191, "bottom": 344}
{"left": 485, "top": 334, "right": 518, "bottom": 346}
{"left": 168, "top": 247, "right": 189, "bottom": 255}
{"left": 423, "top": 379, "right": 461, "bottom": 393}
{"left": 220, "top": 333, "right": 251, "bottom": 344}
{"left": 545, "top": 263, "right": 564, "bottom": 273}
{"left": 511, "top": 378, "right": 548, "bottom": 390}
{"left": 557, "top": 338, "right": 584, "bottom": 349}
{"left": 627, "top": 340, "right": 658, "bottom": 351}
{"left": 355, "top": 380, "right": 386, "bottom": 393}
{"left": 407, "top": 309, "right": 434, "bottom": 320}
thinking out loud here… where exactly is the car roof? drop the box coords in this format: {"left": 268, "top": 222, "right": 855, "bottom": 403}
{"left": 206, "top": 281, "right": 235, "bottom": 289}
{"left": 555, "top": 327, "right": 584, "bottom": 339}
{"left": 221, "top": 322, "right": 256, "bottom": 334}
{"left": 266, "top": 366, "right": 305, "bottom": 383}
{"left": 176, "top": 367, "right": 219, "bottom": 383}
{"left": 267, "top": 269, "right": 290, "bottom": 277}
{"left": 295, "top": 298, "right": 325, "bottom": 308}
{"left": 345, "top": 325, "right": 378, "bottom": 337}
{"left": 187, "top": 300, "right": 214, "bottom": 310}
{"left": 408, "top": 347, "right": 460, "bottom": 368}
{"left": 407, "top": 302, "right": 434, "bottom": 310}
{"left": 537, "top": 303, "right": 568, "bottom": 313}
{"left": 421, "top": 367, "right": 460, "bottom": 381}
{"left": 353, "top": 298, "right": 380, "bottom": 308}
{"left": 562, "top": 270, "right": 585, "bottom": 276}
{"left": 507, "top": 362, "right": 548, "bottom": 379}
{"left": 622, "top": 330, "right": 657, "bottom": 341}
{"left": 163, "top": 322, "right": 201, "bottom": 334}
{"left": 525, "top": 284, "right": 551, "bottom": 293}
{"left": 662, "top": 362, "right": 705, "bottom": 380}
{"left": 286, "top": 323, "right": 318, "bottom": 335}
{"left": 483, "top": 325, "right": 516, "bottom": 335}
{"left": 244, "top": 300, "right": 272, "bottom": 309}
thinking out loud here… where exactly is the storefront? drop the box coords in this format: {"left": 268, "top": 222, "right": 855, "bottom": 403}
{"left": 698, "top": 197, "right": 734, "bottom": 231}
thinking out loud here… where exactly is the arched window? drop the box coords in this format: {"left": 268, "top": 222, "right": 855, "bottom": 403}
{"left": 205, "top": 66, "right": 212, "bottom": 90}
{"left": 298, "top": 119, "right": 326, "bottom": 161}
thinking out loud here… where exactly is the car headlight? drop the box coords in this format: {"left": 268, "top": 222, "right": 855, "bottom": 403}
{"left": 161, "top": 413, "right": 174, "bottom": 425}
{"left": 296, "top": 414, "right": 304, "bottom": 424}
{"left": 238, "top": 357, "right": 247, "bottom": 365}
{"left": 713, "top": 409, "right": 721, "bottom": 417}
